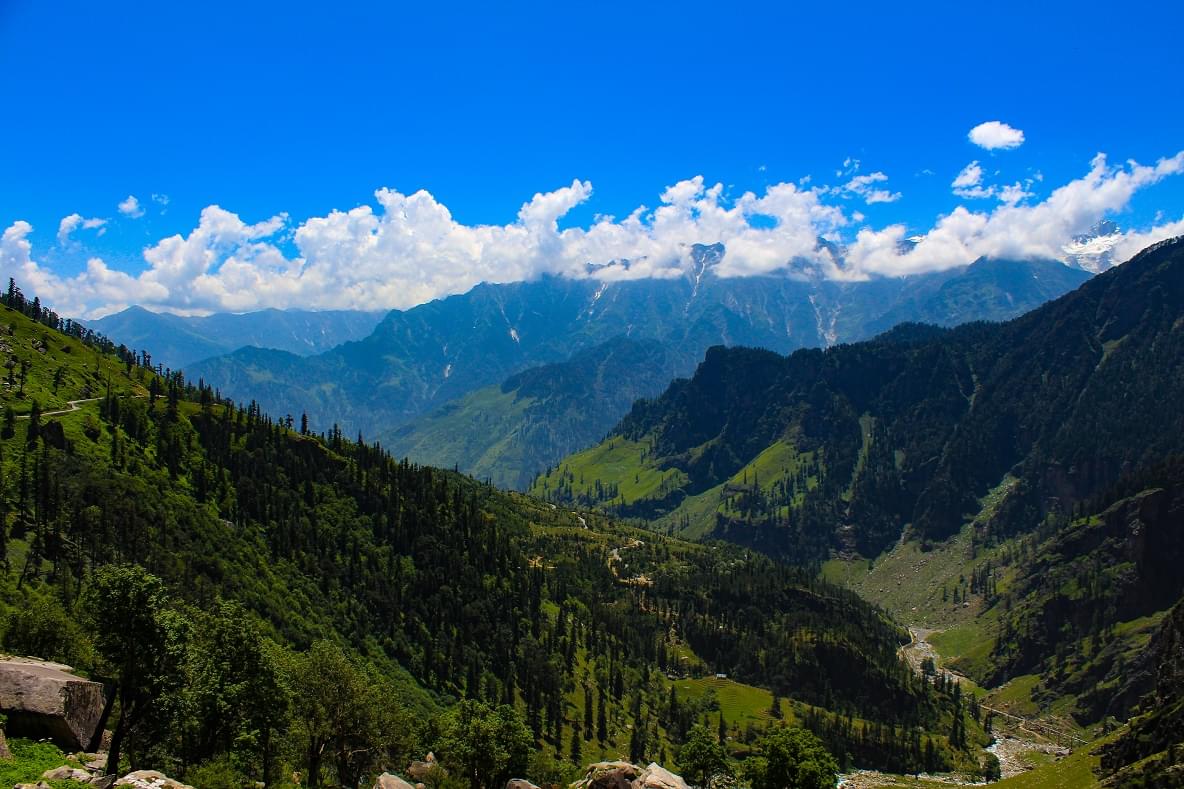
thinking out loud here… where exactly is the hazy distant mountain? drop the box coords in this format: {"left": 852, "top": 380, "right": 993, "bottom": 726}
{"left": 86, "top": 306, "right": 385, "bottom": 369}
{"left": 385, "top": 336, "right": 680, "bottom": 489}
{"left": 188, "top": 248, "right": 1091, "bottom": 468}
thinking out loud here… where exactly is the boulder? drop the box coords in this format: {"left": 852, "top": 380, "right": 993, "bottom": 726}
{"left": 573, "top": 761, "right": 644, "bottom": 789}
{"left": 0, "top": 657, "right": 108, "bottom": 751}
{"left": 89, "top": 777, "right": 117, "bottom": 789}
{"left": 571, "top": 762, "right": 689, "bottom": 789}
{"left": 637, "top": 765, "right": 688, "bottom": 789}
{"left": 506, "top": 780, "right": 541, "bottom": 789}
{"left": 374, "top": 774, "right": 417, "bottom": 789}
{"left": 114, "top": 770, "right": 195, "bottom": 789}
{"left": 408, "top": 752, "right": 441, "bottom": 782}
{"left": 42, "top": 766, "right": 94, "bottom": 781}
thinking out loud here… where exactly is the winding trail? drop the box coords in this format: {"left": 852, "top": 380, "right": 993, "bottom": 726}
{"left": 15, "top": 396, "right": 102, "bottom": 419}
{"left": 15, "top": 393, "right": 147, "bottom": 420}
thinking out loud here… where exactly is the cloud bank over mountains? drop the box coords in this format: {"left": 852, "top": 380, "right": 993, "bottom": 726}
{"left": 3, "top": 149, "right": 1183, "bottom": 318}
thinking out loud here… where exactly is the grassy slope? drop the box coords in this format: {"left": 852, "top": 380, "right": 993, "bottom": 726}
{"left": 0, "top": 739, "right": 91, "bottom": 789}
{"left": 533, "top": 436, "right": 822, "bottom": 540}
{"left": 533, "top": 437, "right": 688, "bottom": 504}
{"left": 0, "top": 305, "right": 147, "bottom": 414}
{"left": 386, "top": 384, "right": 536, "bottom": 487}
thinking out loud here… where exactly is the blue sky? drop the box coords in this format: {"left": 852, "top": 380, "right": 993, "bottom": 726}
{"left": 1, "top": 0, "right": 1182, "bottom": 316}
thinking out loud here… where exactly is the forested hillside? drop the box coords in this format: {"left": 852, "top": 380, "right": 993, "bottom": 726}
{"left": 534, "top": 237, "right": 1184, "bottom": 564}
{"left": 0, "top": 281, "right": 982, "bottom": 786}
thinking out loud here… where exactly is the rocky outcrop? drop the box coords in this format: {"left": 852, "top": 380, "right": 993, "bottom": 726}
{"left": 506, "top": 780, "right": 541, "bottom": 789}
{"left": 113, "top": 770, "right": 195, "bottom": 789}
{"left": 636, "top": 764, "right": 688, "bottom": 789}
{"left": 408, "top": 752, "right": 441, "bottom": 782}
{"left": 0, "top": 657, "right": 108, "bottom": 751}
{"left": 374, "top": 774, "right": 417, "bottom": 789}
{"left": 571, "top": 762, "right": 687, "bottom": 789}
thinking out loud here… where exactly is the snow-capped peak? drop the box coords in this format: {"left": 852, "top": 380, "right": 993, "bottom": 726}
{"left": 1062, "top": 220, "right": 1122, "bottom": 273}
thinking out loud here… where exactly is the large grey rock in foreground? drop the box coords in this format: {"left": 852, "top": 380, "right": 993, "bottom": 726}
{"left": 0, "top": 657, "right": 107, "bottom": 750}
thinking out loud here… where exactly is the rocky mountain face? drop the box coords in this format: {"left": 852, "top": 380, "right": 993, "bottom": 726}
{"left": 1099, "top": 596, "right": 1184, "bottom": 785}
{"left": 85, "top": 305, "right": 384, "bottom": 369}
{"left": 188, "top": 249, "right": 1090, "bottom": 451}
{"left": 1062, "top": 219, "right": 1124, "bottom": 273}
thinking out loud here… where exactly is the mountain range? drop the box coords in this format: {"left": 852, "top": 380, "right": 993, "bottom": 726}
{"left": 85, "top": 305, "right": 384, "bottom": 369}
{"left": 533, "top": 235, "right": 1184, "bottom": 557}
{"left": 531, "top": 234, "right": 1184, "bottom": 783}
{"left": 177, "top": 248, "right": 1089, "bottom": 486}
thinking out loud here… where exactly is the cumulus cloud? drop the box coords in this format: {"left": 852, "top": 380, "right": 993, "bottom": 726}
{"left": 846, "top": 151, "right": 1184, "bottom": 276}
{"left": 969, "top": 121, "right": 1025, "bottom": 150}
{"left": 57, "top": 214, "right": 107, "bottom": 244}
{"left": 1111, "top": 215, "right": 1184, "bottom": 262}
{"left": 118, "top": 195, "right": 144, "bottom": 218}
{"left": 3, "top": 150, "right": 1183, "bottom": 318}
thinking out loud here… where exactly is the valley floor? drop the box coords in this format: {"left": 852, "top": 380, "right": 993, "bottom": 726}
{"left": 826, "top": 518, "right": 1102, "bottom": 787}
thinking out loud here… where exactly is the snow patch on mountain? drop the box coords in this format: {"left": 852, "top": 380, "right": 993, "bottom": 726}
{"left": 1063, "top": 220, "right": 1122, "bottom": 273}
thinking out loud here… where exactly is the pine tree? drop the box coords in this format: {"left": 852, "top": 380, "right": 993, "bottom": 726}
{"left": 570, "top": 723, "right": 583, "bottom": 766}
{"left": 597, "top": 688, "right": 608, "bottom": 742}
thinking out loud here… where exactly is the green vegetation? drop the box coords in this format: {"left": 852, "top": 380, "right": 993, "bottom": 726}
{"left": 741, "top": 725, "right": 839, "bottom": 789}
{"left": 0, "top": 282, "right": 981, "bottom": 785}
{"left": 0, "top": 738, "right": 92, "bottom": 789}
{"left": 534, "top": 436, "right": 688, "bottom": 507}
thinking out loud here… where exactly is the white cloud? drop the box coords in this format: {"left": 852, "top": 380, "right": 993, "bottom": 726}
{"left": 57, "top": 213, "right": 107, "bottom": 244}
{"left": 846, "top": 151, "right": 1184, "bottom": 276}
{"left": 952, "top": 161, "right": 984, "bottom": 189}
{"left": 152, "top": 193, "right": 169, "bottom": 206}
{"left": 1111, "top": 215, "right": 1184, "bottom": 262}
{"left": 998, "top": 182, "right": 1034, "bottom": 206}
{"left": 118, "top": 195, "right": 144, "bottom": 218}
{"left": 3, "top": 150, "right": 1183, "bottom": 317}
{"left": 969, "top": 121, "right": 1025, "bottom": 150}
{"left": 836, "top": 171, "right": 902, "bottom": 204}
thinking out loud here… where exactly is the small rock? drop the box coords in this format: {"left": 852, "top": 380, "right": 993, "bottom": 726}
{"left": 90, "top": 777, "right": 117, "bottom": 789}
